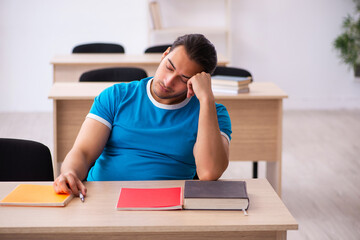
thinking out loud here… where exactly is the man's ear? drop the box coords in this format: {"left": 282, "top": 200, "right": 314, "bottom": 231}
{"left": 160, "top": 47, "right": 171, "bottom": 61}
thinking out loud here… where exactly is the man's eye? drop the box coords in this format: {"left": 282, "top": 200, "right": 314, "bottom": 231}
{"left": 166, "top": 66, "right": 173, "bottom": 71}
{"left": 180, "top": 78, "right": 187, "bottom": 84}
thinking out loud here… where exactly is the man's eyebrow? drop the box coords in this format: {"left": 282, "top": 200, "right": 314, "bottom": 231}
{"left": 168, "top": 59, "right": 176, "bottom": 70}
{"left": 168, "top": 59, "right": 191, "bottom": 79}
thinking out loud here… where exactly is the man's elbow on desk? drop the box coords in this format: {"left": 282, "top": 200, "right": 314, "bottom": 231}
{"left": 195, "top": 152, "right": 229, "bottom": 181}
{"left": 196, "top": 171, "right": 223, "bottom": 181}
{"left": 196, "top": 162, "right": 229, "bottom": 181}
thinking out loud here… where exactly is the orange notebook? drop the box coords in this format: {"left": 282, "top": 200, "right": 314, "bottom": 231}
{"left": 0, "top": 184, "right": 73, "bottom": 207}
{"left": 116, "top": 187, "right": 183, "bottom": 210}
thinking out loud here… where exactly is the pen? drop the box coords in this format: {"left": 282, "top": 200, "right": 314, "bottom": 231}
{"left": 79, "top": 192, "right": 85, "bottom": 202}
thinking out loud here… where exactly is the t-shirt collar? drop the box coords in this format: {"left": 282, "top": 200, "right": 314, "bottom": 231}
{"left": 146, "top": 78, "right": 192, "bottom": 110}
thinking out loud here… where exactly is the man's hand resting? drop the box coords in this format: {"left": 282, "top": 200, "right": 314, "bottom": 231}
{"left": 53, "top": 172, "right": 86, "bottom": 197}
{"left": 186, "top": 72, "right": 214, "bottom": 103}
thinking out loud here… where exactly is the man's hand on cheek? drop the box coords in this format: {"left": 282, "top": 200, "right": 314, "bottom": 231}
{"left": 186, "top": 72, "right": 214, "bottom": 102}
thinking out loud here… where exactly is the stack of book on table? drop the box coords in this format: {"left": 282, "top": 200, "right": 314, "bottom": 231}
{"left": 116, "top": 180, "right": 249, "bottom": 214}
{"left": 211, "top": 75, "right": 253, "bottom": 94}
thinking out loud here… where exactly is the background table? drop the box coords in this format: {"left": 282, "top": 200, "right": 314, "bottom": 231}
{"left": 49, "top": 82, "right": 288, "bottom": 195}
{"left": 51, "top": 54, "right": 229, "bottom": 82}
{"left": 0, "top": 179, "right": 298, "bottom": 240}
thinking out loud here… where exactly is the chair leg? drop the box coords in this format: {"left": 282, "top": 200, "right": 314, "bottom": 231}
{"left": 252, "top": 162, "right": 258, "bottom": 178}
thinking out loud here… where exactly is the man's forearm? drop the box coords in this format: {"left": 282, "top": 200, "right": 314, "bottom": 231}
{"left": 194, "top": 97, "right": 229, "bottom": 180}
{"left": 61, "top": 148, "right": 92, "bottom": 181}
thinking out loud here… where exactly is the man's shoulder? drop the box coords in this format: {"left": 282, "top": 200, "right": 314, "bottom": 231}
{"left": 95, "top": 78, "right": 151, "bottom": 105}
{"left": 112, "top": 77, "right": 151, "bottom": 89}
{"left": 106, "top": 77, "right": 151, "bottom": 95}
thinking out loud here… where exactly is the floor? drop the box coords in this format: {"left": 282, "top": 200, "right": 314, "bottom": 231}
{"left": 0, "top": 110, "right": 359, "bottom": 240}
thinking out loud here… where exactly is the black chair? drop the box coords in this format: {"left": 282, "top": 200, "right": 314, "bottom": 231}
{"left": 212, "top": 66, "right": 252, "bottom": 78}
{"left": 144, "top": 44, "right": 172, "bottom": 53}
{"left": 212, "top": 66, "right": 258, "bottom": 179}
{"left": 72, "top": 43, "right": 125, "bottom": 53}
{"left": 79, "top": 67, "right": 148, "bottom": 82}
{"left": 0, "top": 138, "right": 54, "bottom": 181}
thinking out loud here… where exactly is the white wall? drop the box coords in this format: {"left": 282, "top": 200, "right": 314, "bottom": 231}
{"left": 0, "top": 0, "right": 148, "bottom": 112}
{"left": 232, "top": 0, "right": 360, "bottom": 109}
{"left": 0, "top": 0, "right": 359, "bottom": 112}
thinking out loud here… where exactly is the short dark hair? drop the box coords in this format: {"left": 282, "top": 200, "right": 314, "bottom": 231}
{"left": 170, "top": 34, "right": 217, "bottom": 74}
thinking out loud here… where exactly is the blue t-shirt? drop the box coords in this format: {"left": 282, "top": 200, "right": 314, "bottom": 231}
{"left": 86, "top": 77, "right": 232, "bottom": 181}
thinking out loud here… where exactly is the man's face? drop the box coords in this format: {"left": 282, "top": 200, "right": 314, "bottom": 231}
{"left": 151, "top": 46, "right": 203, "bottom": 104}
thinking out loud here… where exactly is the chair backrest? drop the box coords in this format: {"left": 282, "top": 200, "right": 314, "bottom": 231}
{"left": 144, "top": 44, "right": 172, "bottom": 53}
{"left": 72, "top": 43, "right": 125, "bottom": 53}
{"left": 79, "top": 67, "right": 148, "bottom": 82}
{"left": 0, "top": 138, "right": 54, "bottom": 181}
{"left": 212, "top": 66, "right": 252, "bottom": 78}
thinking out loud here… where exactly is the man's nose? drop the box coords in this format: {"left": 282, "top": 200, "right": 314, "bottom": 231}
{"left": 163, "top": 74, "right": 177, "bottom": 87}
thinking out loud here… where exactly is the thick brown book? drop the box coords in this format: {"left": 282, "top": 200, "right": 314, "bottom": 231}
{"left": 183, "top": 180, "right": 249, "bottom": 210}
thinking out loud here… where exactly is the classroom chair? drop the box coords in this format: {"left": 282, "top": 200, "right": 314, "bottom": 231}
{"left": 0, "top": 138, "right": 54, "bottom": 181}
{"left": 79, "top": 67, "right": 148, "bottom": 82}
{"left": 212, "top": 66, "right": 252, "bottom": 78}
{"left": 211, "top": 66, "right": 258, "bottom": 178}
{"left": 144, "top": 44, "right": 172, "bottom": 53}
{"left": 72, "top": 43, "right": 125, "bottom": 53}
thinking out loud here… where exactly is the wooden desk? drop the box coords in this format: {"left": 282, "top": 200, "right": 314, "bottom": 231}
{"left": 0, "top": 179, "right": 298, "bottom": 240}
{"left": 48, "top": 82, "right": 288, "bottom": 195}
{"left": 51, "top": 54, "right": 229, "bottom": 82}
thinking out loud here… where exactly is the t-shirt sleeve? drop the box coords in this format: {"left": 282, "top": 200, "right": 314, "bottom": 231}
{"left": 215, "top": 103, "right": 232, "bottom": 144}
{"left": 87, "top": 85, "right": 120, "bottom": 130}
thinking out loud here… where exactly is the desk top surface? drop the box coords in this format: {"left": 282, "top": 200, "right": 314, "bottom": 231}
{"left": 0, "top": 179, "right": 297, "bottom": 234}
{"left": 48, "top": 82, "right": 288, "bottom": 100}
{"left": 51, "top": 54, "right": 229, "bottom": 65}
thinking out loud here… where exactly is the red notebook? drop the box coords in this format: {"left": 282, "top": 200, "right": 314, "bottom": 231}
{"left": 116, "top": 187, "right": 183, "bottom": 210}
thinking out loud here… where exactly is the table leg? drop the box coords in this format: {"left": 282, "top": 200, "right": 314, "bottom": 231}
{"left": 266, "top": 159, "right": 282, "bottom": 196}
{"left": 276, "top": 231, "right": 287, "bottom": 240}
{"left": 267, "top": 99, "right": 283, "bottom": 196}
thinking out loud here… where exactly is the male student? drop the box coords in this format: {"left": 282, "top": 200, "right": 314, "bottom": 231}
{"left": 53, "top": 34, "right": 232, "bottom": 197}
